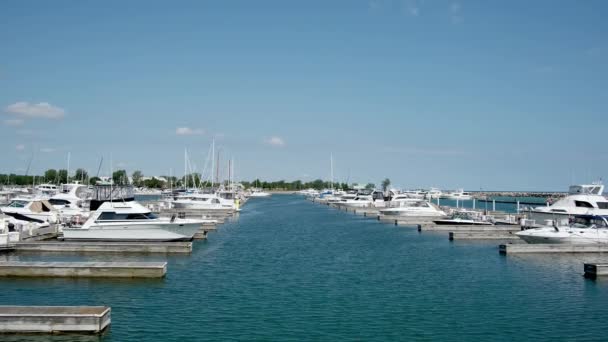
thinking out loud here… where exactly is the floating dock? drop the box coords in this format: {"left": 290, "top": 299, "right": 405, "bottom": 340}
{"left": 500, "top": 244, "right": 608, "bottom": 254}
{"left": 584, "top": 263, "right": 608, "bottom": 278}
{"left": 0, "top": 306, "right": 110, "bottom": 334}
{"left": 449, "top": 231, "right": 521, "bottom": 240}
{"left": 0, "top": 261, "right": 167, "bottom": 278}
{"left": 14, "top": 241, "right": 192, "bottom": 254}
{"left": 419, "top": 225, "right": 521, "bottom": 232}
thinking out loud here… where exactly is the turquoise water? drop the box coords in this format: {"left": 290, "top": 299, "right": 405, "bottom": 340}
{"left": 1, "top": 195, "right": 607, "bottom": 341}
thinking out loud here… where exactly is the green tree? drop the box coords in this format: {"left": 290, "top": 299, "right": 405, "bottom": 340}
{"left": 89, "top": 176, "right": 101, "bottom": 185}
{"left": 381, "top": 178, "right": 391, "bottom": 192}
{"left": 112, "top": 170, "right": 128, "bottom": 185}
{"left": 44, "top": 169, "right": 58, "bottom": 183}
{"left": 132, "top": 170, "right": 144, "bottom": 186}
{"left": 74, "top": 168, "right": 88, "bottom": 182}
{"left": 57, "top": 169, "right": 68, "bottom": 184}
{"left": 365, "top": 183, "right": 375, "bottom": 190}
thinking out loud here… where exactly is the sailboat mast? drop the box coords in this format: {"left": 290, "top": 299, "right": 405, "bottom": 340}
{"left": 184, "top": 148, "right": 187, "bottom": 189}
{"left": 216, "top": 149, "right": 221, "bottom": 189}
{"left": 67, "top": 152, "right": 71, "bottom": 183}
{"left": 330, "top": 153, "right": 334, "bottom": 191}
{"left": 211, "top": 139, "right": 215, "bottom": 188}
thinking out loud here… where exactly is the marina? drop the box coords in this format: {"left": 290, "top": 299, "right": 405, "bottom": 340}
{"left": 2, "top": 1, "right": 606, "bottom": 339}
{"left": 0, "top": 194, "right": 606, "bottom": 340}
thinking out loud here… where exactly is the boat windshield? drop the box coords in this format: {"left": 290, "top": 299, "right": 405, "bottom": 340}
{"left": 97, "top": 212, "right": 159, "bottom": 221}
{"left": 571, "top": 216, "right": 608, "bottom": 228}
{"left": 6, "top": 200, "right": 28, "bottom": 208}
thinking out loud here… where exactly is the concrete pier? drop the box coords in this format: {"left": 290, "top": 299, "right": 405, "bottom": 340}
{"left": 500, "top": 244, "right": 608, "bottom": 254}
{"left": 0, "top": 306, "right": 111, "bottom": 334}
{"left": 419, "top": 225, "right": 521, "bottom": 232}
{"left": 14, "top": 241, "right": 192, "bottom": 254}
{"left": 449, "top": 231, "right": 521, "bottom": 240}
{"left": 0, "top": 261, "right": 167, "bottom": 278}
{"left": 396, "top": 219, "right": 444, "bottom": 227}
{"left": 584, "top": 263, "right": 608, "bottom": 278}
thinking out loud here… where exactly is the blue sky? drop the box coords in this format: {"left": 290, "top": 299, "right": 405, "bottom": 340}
{"left": 1, "top": 0, "right": 607, "bottom": 190}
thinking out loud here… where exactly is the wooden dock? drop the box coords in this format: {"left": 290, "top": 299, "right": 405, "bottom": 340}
{"left": 584, "top": 263, "right": 608, "bottom": 278}
{"left": 0, "top": 261, "right": 167, "bottom": 278}
{"left": 0, "top": 306, "right": 111, "bottom": 334}
{"left": 500, "top": 244, "right": 608, "bottom": 254}
{"left": 14, "top": 241, "right": 192, "bottom": 254}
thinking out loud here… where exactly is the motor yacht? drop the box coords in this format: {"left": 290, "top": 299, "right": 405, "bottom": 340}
{"left": 527, "top": 183, "right": 608, "bottom": 225}
{"left": 426, "top": 187, "right": 443, "bottom": 199}
{"left": 516, "top": 215, "right": 608, "bottom": 244}
{"left": 0, "top": 198, "right": 59, "bottom": 223}
{"left": 62, "top": 200, "right": 205, "bottom": 241}
{"left": 379, "top": 200, "right": 446, "bottom": 217}
{"left": 47, "top": 183, "right": 92, "bottom": 218}
{"left": 402, "top": 190, "right": 426, "bottom": 199}
{"left": 433, "top": 210, "right": 493, "bottom": 225}
{"left": 444, "top": 189, "right": 473, "bottom": 201}
{"left": 249, "top": 189, "right": 271, "bottom": 198}
{"left": 171, "top": 193, "right": 231, "bottom": 210}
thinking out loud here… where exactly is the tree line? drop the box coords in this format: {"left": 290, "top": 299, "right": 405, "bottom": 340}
{"left": 1, "top": 169, "right": 390, "bottom": 192}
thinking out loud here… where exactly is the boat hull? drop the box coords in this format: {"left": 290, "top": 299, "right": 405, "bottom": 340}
{"left": 516, "top": 228, "right": 608, "bottom": 244}
{"left": 171, "top": 202, "right": 231, "bottom": 210}
{"left": 62, "top": 222, "right": 202, "bottom": 241}
{"left": 433, "top": 220, "right": 493, "bottom": 225}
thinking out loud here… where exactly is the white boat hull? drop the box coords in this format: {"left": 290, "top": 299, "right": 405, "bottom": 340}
{"left": 62, "top": 221, "right": 202, "bottom": 241}
{"left": 517, "top": 228, "right": 608, "bottom": 244}
{"left": 171, "top": 202, "right": 231, "bottom": 210}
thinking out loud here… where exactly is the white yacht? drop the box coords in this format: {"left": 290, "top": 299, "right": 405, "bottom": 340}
{"left": 326, "top": 192, "right": 356, "bottom": 204}
{"left": 517, "top": 215, "right": 608, "bottom": 244}
{"left": 298, "top": 189, "right": 320, "bottom": 197}
{"left": 0, "top": 198, "right": 59, "bottom": 223}
{"left": 426, "top": 187, "right": 443, "bottom": 199}
{"left": 62, "top": 200, "right": 205, "bottom": 241}
{"left": 249, "top": 189, "right": 271, "bottom": 198}
{"left": 445, "top": 189, "right": 473, "bottom": 201}
{"left": 339, "top": 194, "right": 374, "bottom": 208}
{"left": 171, "top": 193, "right": 234, "bottom": 210}
{"left": 379, "top": 201, "right": 446, "bottom": 217}
{"left": 433, "top": 210, "right": 492, "bottom": 225}
{"left": 35, "top": 183, "right": 59, "bottom": 197}
{"left": 47, "top": 183, "right": 92, "bottom": 218}
{"left": 527, "top": 183, "right": 608, "bottom": 225}
{"left": 402, "top": 190, "right": 426, "bottom": 199}
{"left": 389, "top": 194, "right": 424, "bottom": 206}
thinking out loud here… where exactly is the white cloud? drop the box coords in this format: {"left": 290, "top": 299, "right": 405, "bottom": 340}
{"left": 5, "top": 101, "right": 66, "bottom": 119}
{"left": 176, "top": 127, "right": 204, "bottom": 136}
{"left": 265, "top": 136, "right": 285, "bottom": 147}
{"left": 15, "top": 144, "right": 25, "bottom": 151}
{"left": 3, "top": 119, "right": 24, "bottom": 126}
{"left": 40, "top": 147, "right": 56, "bottom": 153}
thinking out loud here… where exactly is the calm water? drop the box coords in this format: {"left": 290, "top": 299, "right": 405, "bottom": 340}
{"left": 1, "top": 195, "right": 607, "bottom": 341}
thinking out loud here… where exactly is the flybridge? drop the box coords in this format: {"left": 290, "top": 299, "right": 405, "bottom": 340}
{"left": 568, "top": 183, "right": 604, "bottom": 195}
{"left": 93, "top": 185, "right": 135, "bottom": 201}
